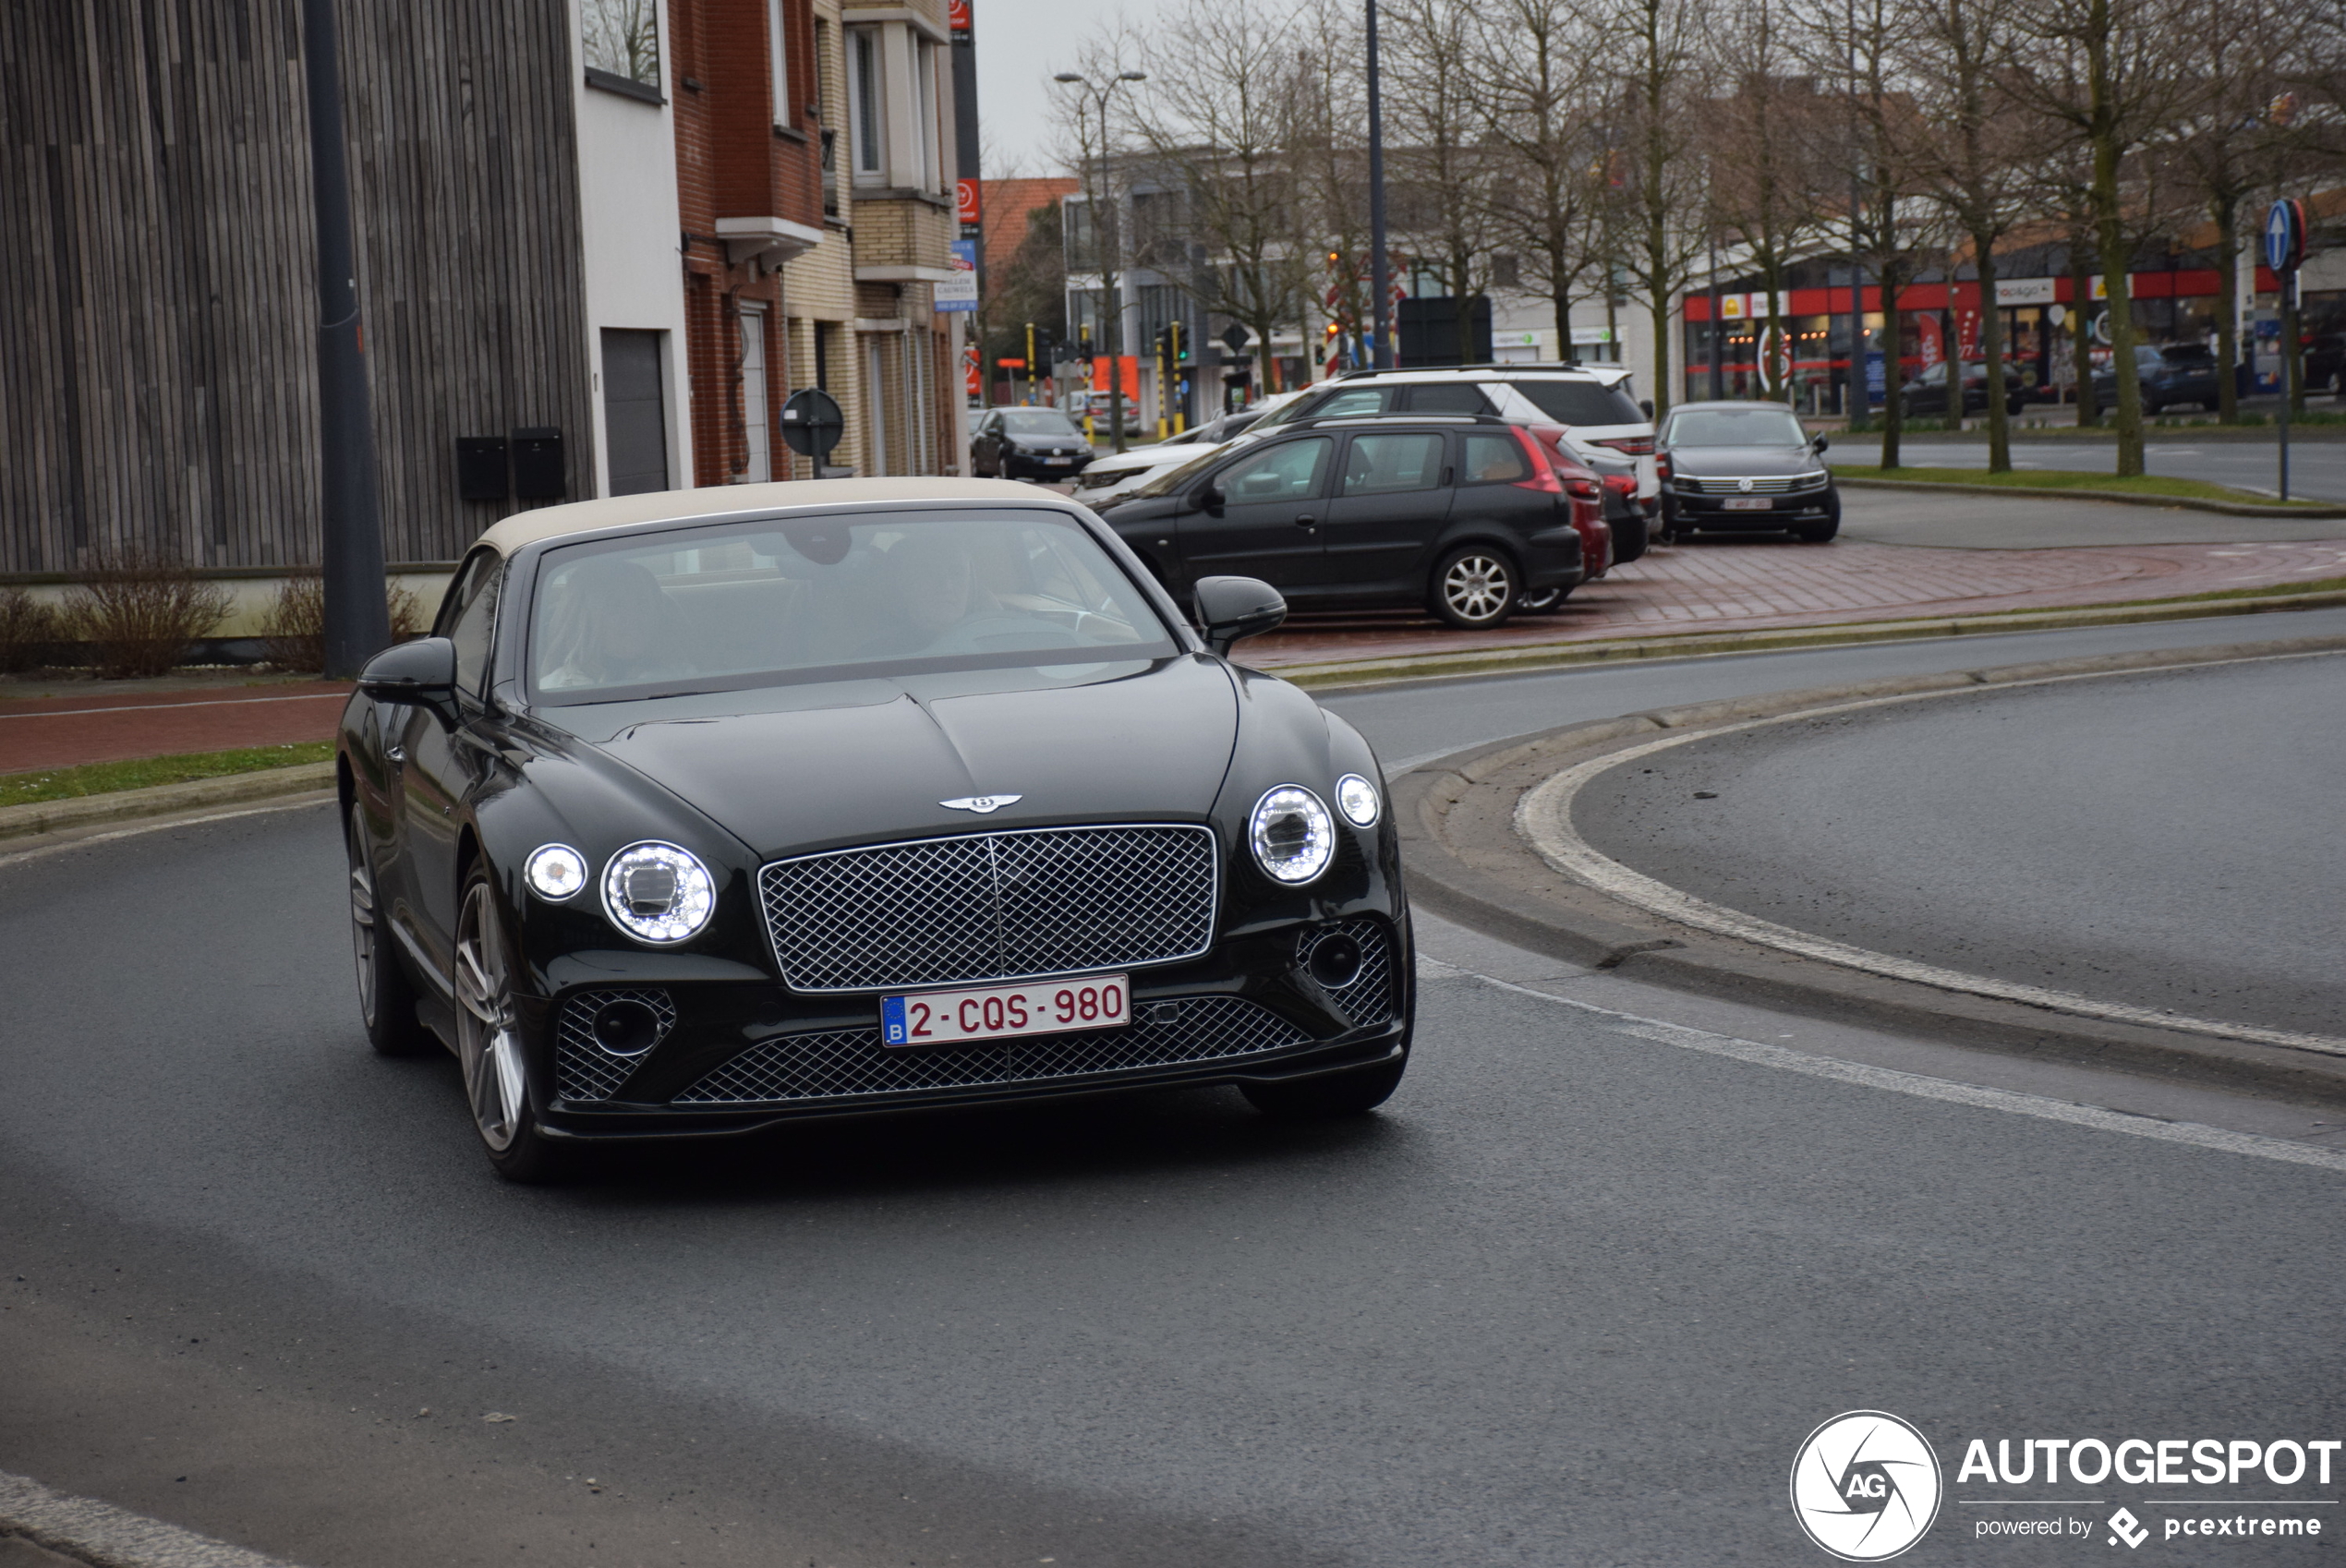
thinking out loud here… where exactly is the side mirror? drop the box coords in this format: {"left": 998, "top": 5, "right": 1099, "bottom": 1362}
{"left": 358, "top": 635, "right": 459, "bottom": 721}
{"left": 1812, "top": 433, "right": 1830, "bottom": 452}
{"left": 1192, "top": 575, "right": 1286, "bottom": 657}
{"left": 1639, "top": 399, "right": 1655, "bottom": 417}
{"left": 1198, "top": 483, "right": 1227, "bottom": 515}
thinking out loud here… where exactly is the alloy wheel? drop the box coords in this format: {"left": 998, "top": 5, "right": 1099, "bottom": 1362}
{"left": 453, "top": 882, "right": 527, "bottom": 1152}
{"left": 1440, "top": 554, "right": 1513, "bottom": 626}
{"left": 346, "top": 807, "right": 378, "bottom": 1025}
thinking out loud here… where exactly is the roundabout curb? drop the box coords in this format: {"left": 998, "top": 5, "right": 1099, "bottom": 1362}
{"left": 1395, "top": 633, "right": 2346, "bottom": 1108}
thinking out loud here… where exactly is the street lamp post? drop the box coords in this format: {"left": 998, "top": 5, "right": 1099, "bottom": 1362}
{"left": 1367, "top": 0, "right": 1392, "bottom": 369}
{"left": 1054, "top": 68, "right": 1146, "bottom": 452}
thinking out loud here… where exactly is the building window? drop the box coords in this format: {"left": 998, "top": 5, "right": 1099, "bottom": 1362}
{"left": 768, "top": 0, "right": 791, "bottom": 126}
{"left": 849, "top": 27, "right": 882, "bottom": 181}
{"left": 581, "top": 0, "right": 660, "bottom": 90}
{"left": 915, "top": 40, "right": 939, "bottom": 192}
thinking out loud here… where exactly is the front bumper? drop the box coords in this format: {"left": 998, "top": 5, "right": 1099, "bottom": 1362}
{"left": 1004, "top": 452, "right": 1093, "bottom": 478}
{"left": 527, "top": 913, "right": 1412, "bottom": 1139}
{"left": 1665, "top": 486, "right": 1835, "bottom": 525}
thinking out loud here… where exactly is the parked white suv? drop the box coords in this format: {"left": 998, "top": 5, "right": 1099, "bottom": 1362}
{"left": 1240, "top": 365, "right": 1660, "bottom": 501}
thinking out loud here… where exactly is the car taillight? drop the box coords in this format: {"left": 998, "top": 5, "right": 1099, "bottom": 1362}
{"left": 1594, "top": 437, "right": 1654, "bottom": 456}
{"left": 1655, "top": 454, "right": 1672, "bottom": 479}
{"left": 1564, "top": 476, "right": 1601, "bottom": 501}
{"left": 1509, "top": 426, "right": 1566, "bottom": 493}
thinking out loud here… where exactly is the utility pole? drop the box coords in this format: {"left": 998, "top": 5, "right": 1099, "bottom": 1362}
{"left": 1707, "top": 229, "right": 1724, "bottom": 400}
{"left": 1367, "top": 0, "right": 1393, "bottom": 369}
{"left": 1053, "top": 69, "right": 1147, "bottom": 451}
{"left": 1024, "top": 321, "right": 1037, "bottom": 404}
{"left": 302, "top": 0, "right": 391, "bottom": 678}
{"left": 1844, "top": 0, "right": 1869, "bottom": 430}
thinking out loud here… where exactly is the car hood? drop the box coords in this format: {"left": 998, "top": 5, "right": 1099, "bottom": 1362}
{"left": 1083, "top": 440, "right": 1214, "bottom": 477}
{"left": 541, "top": 656, "right": 1239, "bottom": 861}
{"left": 1663, "top": 445, "right": 1819, "bottom": 477}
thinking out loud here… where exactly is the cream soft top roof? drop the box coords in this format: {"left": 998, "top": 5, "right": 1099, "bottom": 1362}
{"left": 476, "top": 478, "right": 1070, "bottom": 556}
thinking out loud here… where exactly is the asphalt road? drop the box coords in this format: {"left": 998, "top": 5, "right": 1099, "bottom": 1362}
{"left": 6, "top": 611, "right": 2345, "bottom": 1567}
{"left": 1840, "top": 433, "right": 2346, "bottom": 501}
{"left": 1568, "top": 653, "right": 2346, "bottom": 1041}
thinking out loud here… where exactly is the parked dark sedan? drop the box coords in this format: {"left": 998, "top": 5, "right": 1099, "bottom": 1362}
{"left": 1097, "top": 415, "right": 1594, "bottom": 630}
{"left": 1896, "top": 359, "right": 2031, "bottom": 417}
{"left": 339, "top": 480, "right": 1412, "bottom": 1179}
{"left": 972, "top": 408, "right": 1094, "bottom": 479}
{"left": 1657, "top": 402, "right": 1839, "bottom": 542}
{"left": 2297, "top": 332, "right": 2342, "bottom": 397}
{"left": 2093, "top": 343, "right": 2221, "bottom": 414}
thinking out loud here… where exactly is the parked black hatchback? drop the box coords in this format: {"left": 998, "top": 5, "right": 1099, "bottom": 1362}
{"left": 1096, "top": 416, "right": 1584, "bottom": 630}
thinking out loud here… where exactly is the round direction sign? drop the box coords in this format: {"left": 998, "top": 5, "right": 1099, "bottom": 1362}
{"left": 779, "top": 387, "right": 845, "bottom": 458}
{"left": 2263, "top": 198, "right": 2306, "bottom": 274}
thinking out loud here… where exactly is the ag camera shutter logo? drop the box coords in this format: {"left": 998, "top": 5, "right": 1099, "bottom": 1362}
{"left": 1791, "top": 1411, "right": 1944, "bottom": 1561}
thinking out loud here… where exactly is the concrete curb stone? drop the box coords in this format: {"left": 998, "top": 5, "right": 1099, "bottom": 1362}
{"left": 1834, "top": 474, "right": 2346, "bottom": 518}
{"left": 1397, "top": 634, "right": 2346, "bottom": 1107}
{"left": 0, "top": 762, "right": 337, "bottom": 843}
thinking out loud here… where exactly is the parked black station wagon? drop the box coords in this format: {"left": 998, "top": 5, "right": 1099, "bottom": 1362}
{"left": 1095, "top": 415, "right": 1588, "bottom": 630}
{"left": 339, "top": 479, "right": 1412, "bottom": 1179}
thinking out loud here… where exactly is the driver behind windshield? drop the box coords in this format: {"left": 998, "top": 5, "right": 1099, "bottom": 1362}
{"left": 537, "top": 556, "right": 695, "bottom": 691}
{"left": 856, "top": 529, "right": 1001, "bottom": 658}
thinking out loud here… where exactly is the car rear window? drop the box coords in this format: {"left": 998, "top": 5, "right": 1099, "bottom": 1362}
{"left": 1513, "top": 380, "right": 1645, "bottom": 426}
{"left": 1461, "top": 432, "right": 1530, "bottom": 484}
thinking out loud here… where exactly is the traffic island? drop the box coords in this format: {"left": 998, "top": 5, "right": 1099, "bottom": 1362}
{"left": 1396, "top": 635, "right": 2346, "bottom": 1108}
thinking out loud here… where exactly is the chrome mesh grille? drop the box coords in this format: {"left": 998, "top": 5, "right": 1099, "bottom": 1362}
{"left": 1684, "top": 475, "right": 1815, "bottom": 495}
{"left": 759, "top": 825, "right": 1218, "bottom": 993}
{"left": 674, "top": 995, "right": 1306, "bottom": 1104}
{"left": 1300, "top": 920, "right": 1399, "bottom": 1026}
{"left": 554, "top": 988, "right": 676, "bottom": 1103}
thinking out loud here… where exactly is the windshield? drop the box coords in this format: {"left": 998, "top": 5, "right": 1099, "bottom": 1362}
{"left": 1664, "top": 408, "right": 1808, "bottom": 447}
{"left": 998, "top": 411, "right": 1081, "bottom": 436}
{"left": 528, "top": 512, "right": 1174, "bottom": 704}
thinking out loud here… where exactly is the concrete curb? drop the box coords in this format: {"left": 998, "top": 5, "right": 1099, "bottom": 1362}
{"left": 0, "top": 1469, "right": 298, "bottom": 1568}
{"left": 0, "top": 762, "right": 337, "bottom": 843}
{"left": 1834, "top": 474, "right": 2346, "bottom": 517}
{"left": 1268, "top": 588, "right": 2346, "bottom": 690}
{"left": 1396, "top": 634, "right": 2346, "bottom": 1108}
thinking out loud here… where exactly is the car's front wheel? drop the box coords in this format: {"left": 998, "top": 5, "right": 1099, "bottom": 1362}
{"left": 347, "top": 802, "right": 435, "bottom": 1057}
{"left": 1429, "top": 547, "right": 1518, "bottom": 629}
{"left": 1241, "top": 1056, "right": 1408, "bottom": 1119}
{"left": 453, "top": 867, "right": 570, "bottom": 1182}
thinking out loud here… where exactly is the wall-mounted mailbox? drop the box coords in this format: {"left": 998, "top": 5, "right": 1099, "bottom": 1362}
{"left": 456, "top": 437, "right": 510, "bottom": 501}
{"left": 512, "top": 427, "right": 566, "bottom": 501}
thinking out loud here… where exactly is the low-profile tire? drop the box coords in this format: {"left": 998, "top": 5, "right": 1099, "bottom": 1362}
{"left": 347, "top": 801, "right": 436, "bottom": 1057}
{"left": 453, "top": 864, "right": 573, "bottom": 1183}
{"left": 1428, "top": 547, "right": 1518, "bottom": 630}
{"left": 1514, "top": 584, "right": 1572, "bottom": 614}
{"left": 1240, "top": 1056, "right": 1408, "bottom": 1120}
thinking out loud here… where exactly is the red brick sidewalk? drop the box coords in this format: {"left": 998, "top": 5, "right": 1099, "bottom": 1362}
{"left": 1241, "top": 536, "right": 2346, "bottom": 668}
{"left": 0, "top": 682, "right": 352, "bottom": 775}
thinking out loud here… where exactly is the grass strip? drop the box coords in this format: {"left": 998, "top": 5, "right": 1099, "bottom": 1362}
{"left": 1832, "top": 464, "right": 2334, "bottom": 507}
{"left": 0, "top": 741, "right": 334, "bottom": 807}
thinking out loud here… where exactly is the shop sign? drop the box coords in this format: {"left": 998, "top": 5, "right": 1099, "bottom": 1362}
{"left": 1995, "top": 277, "right": 2057, "bottom": 307}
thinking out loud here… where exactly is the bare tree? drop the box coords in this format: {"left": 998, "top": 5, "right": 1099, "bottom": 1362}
{"left": 1386, "top": 0, "right": 1506, "bottom": 365}
{"left": 2004, "top": 0, "right": 2196, "bottom": 475}
{"left": 1472, "top": 0, "right": 1608, "bottom": 350}
{"left": 1599, "top": 0, "right": 1714, "bottom": 413}
{"left": 1290, "top": 0, "right": 1378, "bottom": 373}
{"left": 1893, "top": 0, "right": 2043, "bottom": 467}
{"left": 1128, "top": 0, "right": 1317, "bottom": 396}
{"left": 1051, "top": 31, "right": 1150, "bottom": 449}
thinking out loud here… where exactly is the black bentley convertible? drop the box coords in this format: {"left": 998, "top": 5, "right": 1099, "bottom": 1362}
{"left": 339, "top": 479, "right": 1412, "bottom": 1179}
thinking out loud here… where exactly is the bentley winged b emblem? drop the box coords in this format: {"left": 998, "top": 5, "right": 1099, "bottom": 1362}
{"left": 940, "top": 795, "right": 1022, "bottom": 814}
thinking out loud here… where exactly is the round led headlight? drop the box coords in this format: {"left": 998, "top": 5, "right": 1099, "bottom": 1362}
{"left": 600, "top": 841, "right": 716, "bottom": 945}
{"left": 1335, "top": 773, "right": 1381, "bottom": 828}
{"left": 525, "top": 843, "right": 588, "bottom": 901}
{"left": 1250, "top": 785, "right": 1335, "bottom": 885}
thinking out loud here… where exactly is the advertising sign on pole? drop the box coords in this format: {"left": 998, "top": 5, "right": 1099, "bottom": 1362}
{"left": 935, "top": 238, "right": 978, "bottom": 312}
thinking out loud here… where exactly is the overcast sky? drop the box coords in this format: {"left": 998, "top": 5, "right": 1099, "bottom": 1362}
{"left": 971, "top": 0, "right": 1133, "bottom": 180}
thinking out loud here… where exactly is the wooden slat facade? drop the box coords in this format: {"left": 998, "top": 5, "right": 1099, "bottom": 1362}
{"left": 0, "top": 0, "right": 594, "bottom": 574}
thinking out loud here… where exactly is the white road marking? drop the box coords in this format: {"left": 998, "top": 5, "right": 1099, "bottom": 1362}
{"left": 1511, "top": 650, "right": 2346, "bottom": 1059}
{"left": 1417, "top": 956, "right": 2346, "bottom": 1176}
{"left": 0, "top": 1468, "right": 301, "bottom": 1567}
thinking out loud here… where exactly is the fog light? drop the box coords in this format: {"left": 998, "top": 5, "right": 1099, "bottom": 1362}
{"left": 591, "top": 998, "right": 661, "bottom": 1055}
{"left": 1305, "top": 930, "right": 1362, "bottom": 989}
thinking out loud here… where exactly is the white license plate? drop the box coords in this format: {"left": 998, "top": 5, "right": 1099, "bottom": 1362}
{"left": 881, "top": 974, "right": 1129, "bottom": 1047}
{"left": 1044, "top": 456, "right": 1075, "bottom": 465}
{"left": 1722, "top": 496, "right": 1774, "bottom": 511}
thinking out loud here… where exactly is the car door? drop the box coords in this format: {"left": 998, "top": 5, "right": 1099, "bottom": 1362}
{"left": 395, "top": 550, "right": 505, "bottom": 990}
{"left": 1319, "top": 428, "right": 1452, "bottom": 593}
{"left": 973, "top": 413, "right": 1003, "bottom": 474}
{"left": 1176, "top": 436, "right": 1335, "bottom": 591}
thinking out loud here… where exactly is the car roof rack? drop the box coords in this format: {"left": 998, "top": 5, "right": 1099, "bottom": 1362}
{"left": 1293, "top": 412, "right": 1512, "bottom": 428}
